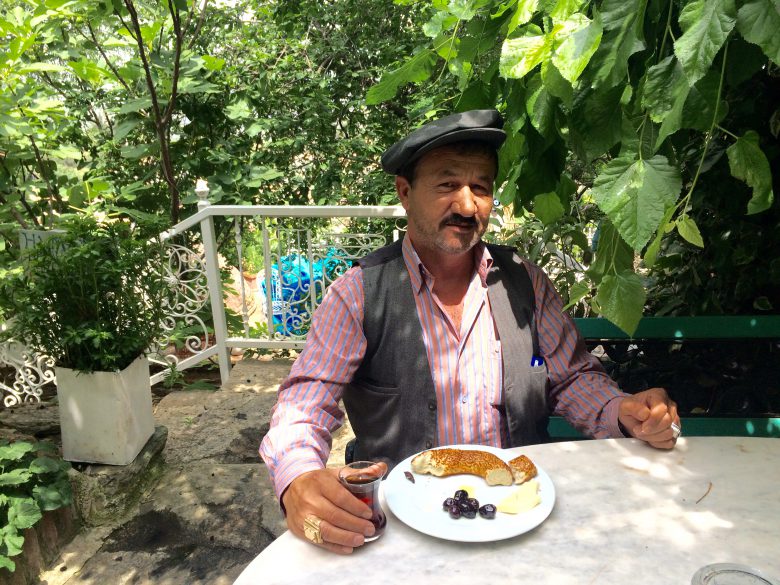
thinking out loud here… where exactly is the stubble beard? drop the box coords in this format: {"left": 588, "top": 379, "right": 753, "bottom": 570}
{"left": 410, "top": 216, "right": 486, "bottom": 256}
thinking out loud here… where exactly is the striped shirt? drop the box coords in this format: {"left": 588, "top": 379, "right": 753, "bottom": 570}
{"left": 259, "top": 236, "right": 627, "bottom": 499}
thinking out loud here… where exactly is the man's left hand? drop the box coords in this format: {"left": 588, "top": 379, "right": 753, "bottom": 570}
{"left": 618, "top": 388, "right": 680, "bottom": 449}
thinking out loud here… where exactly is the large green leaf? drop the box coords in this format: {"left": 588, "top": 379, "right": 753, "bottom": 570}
{"left": 681, "top": 71, "right": 728, "bottom": 131}
{"left": 568, "top": 85, "right": 624, "bottom": 162}
{"left": 0, "top": 468, "right": 32, "bottom": 486}
{"left": 533, "top": 192, "right": 565, "bottom": 224}
{"left": 591, "top": 154, "right": 682, "bottom": 251}
{"left": 446, "top": 0, "right": 480, "bottom": 20}
{"left": 498, "top": 165, "right": 522, "bottom": 206}
{"left": 0, "top": 441, "right": 35, "bottom": 461}
{"left": 201, "top": 55, "right": 225, "bottom": 71}
{"left": 562, "top": 280, "right": 591, "bottom": 310}
{"left": 551, "top": 12, "right": 603, "bottom": 83}
{"left": 587, "top": 220, "right": 634, "bottom": 281}
{"left": 642, "top": 205, "right": 676, "bottom": 268}
{"left": 2, "top": 530, "right": 24, "bottom": 557}
{"left": 177, "top": 79, "right": 219, "bottom": 94}
{"left": 0, "top": 553, "right": 16, "bottom": 572}
{"left": 525, "top": 74, "right": 557, "bottom": 138}
{"left": 28, "top": 456, "right": 60, "bottom": 475}
{"left": 68, "top": 59, "right": 110, "bottom": 85}
{"left": 676, "top": 214, "right": 704, "bottom": 248}
{"left": 644, "top": 61, "right": 727, "bottom": 147}
{"left": 726, "top": 131, "right": 775, "bottom": 214}
{"left": 366, "top": 49, "right": 436, "bottom": 104}
{"left": 7, "top": 496, "right": 42, "bottom": 530}
{"left": 33, "top": 479, "right": 72, "bottom": 511}
{"left": 541, "top": 60, "right": 573, "bottom": 107}
{"left": 423, "top": 12, "right": 458, "bottom": 38}
{"left": 506, "top": 0, "right": 539, "bottom": 34}
{"left": 117, "top": 97, "right": 153, "bottom": 114}
{"left": 500, "top": 27, "right": 551, "bottom": 79}
{"left": 736, "top": 0, "right": 780, "bottom": 64}
{"left": 673, "top": 0, "right": 736, "bottom": 85}
{"left": 18, "top": 63, "right": 68, "bottom": 73}
{"left": 595, "top": 270, "right": 646, "bottom": 335}
{"left": 642, "top": 56, "right": 689, "bottom": 123}
{"left": 112, "top": 118, "right": 141, "bottom": 143}
{"left": 589, "top": 0, "right": 646, "bottom": 88}
{"left": 549, "top": 0, "right": 587, "bottom": 20}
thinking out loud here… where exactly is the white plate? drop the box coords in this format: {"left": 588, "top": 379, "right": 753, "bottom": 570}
{"left": 383, "top": 445, "right": 555, "bottom": 542}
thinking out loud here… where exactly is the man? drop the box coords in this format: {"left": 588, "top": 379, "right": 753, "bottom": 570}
{"left": 259, "top": 109, "right": 680, "bottom": 554}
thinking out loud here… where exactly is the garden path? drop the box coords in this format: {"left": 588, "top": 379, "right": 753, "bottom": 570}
{"left": 36, "top": 358, "right": 353, "bottom": 585}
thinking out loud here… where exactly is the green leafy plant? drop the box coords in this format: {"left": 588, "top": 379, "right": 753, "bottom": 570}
{"left": 0, "top": 0, "right": 432, "bottom": 263}
{"left": 0, "top": 212, "right": 168, "bottom": 372}
{"left": 369, "top": 0, "right": 778, "bottom": 333}
{"left": 0, "top": 440, "right": 72, "bottom": 573}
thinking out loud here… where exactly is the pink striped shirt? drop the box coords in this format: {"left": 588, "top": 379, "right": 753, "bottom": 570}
{"left": 259, "top": 236, "right": 627, "bottom": 499}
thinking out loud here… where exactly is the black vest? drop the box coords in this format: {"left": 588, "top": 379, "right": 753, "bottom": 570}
{"left": 342, "top": 240, "right": 550, "bottom": 469}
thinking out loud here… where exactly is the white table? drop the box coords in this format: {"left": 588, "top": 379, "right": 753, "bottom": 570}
{"left": 234, "top": 437, "right": 780, "bottom": 585}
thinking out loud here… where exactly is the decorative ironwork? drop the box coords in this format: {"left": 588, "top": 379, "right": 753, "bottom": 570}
{"left": 2, "top": 202, "right": 406, "bottom": 407}
{"left": 260, "top": 228, "right": 392, "bottom": 341}
{"left": 0, "top": 338, "right": 55, "bottom": 407}
{"left": 148, "top": 242, "right": 211, "bottom": 369}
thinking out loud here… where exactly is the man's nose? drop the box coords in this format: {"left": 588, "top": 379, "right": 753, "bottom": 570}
{"left": 451, "top": 186, "right": 478, "bottom": 216}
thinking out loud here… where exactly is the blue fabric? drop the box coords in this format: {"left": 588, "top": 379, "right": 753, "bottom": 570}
{"left": 261, "top": 248, "right": 345, "bottom": 335}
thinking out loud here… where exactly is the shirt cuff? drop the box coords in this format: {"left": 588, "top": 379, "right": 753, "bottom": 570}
{"left": 273, "top": 457, "right": 325, "bottom": 508}
{"left": 604, "top": 395, "right": 629, "bottom": 438}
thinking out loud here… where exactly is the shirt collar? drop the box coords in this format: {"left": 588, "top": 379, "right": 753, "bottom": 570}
{"left": 401, "top": 234, "right": 493, "bottom": 294}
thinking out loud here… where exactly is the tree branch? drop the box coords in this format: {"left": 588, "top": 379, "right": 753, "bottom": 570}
{"left": 187, "top": 0, "right": 209, "bottom": 49}
{"left": 123, "top": 0, "right": 181, "bottom": 222}
{"left": 86, "top": 21, "right": 132, "bottom": 91}
{"left": 0, "top": 193, "right": 31, "bottom": 229}
{"left": 161, "top": 0, "right": 183, "bottom": 127}
{"left": 21, "top": 113, "right": 63, "bottom": 208}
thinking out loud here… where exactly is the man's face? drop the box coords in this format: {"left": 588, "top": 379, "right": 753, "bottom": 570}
{"left": 396, "top": 145, "right": 496, "bottom": 257}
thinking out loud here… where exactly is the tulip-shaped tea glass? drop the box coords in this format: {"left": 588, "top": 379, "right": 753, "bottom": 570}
{"left": 339, "top": 461, "right": 387, "bottom": 542}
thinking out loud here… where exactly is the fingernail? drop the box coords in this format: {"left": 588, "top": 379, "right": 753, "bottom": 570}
{"left": 364, "top": 525, "right": 375, "bottom": 537}
{"left": 362, "top": 510, "right": 373, "bottom": 520}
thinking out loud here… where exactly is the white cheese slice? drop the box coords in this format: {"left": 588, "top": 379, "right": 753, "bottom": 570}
{"left": 496, "top": 479, "right": 541, "bottom": 514}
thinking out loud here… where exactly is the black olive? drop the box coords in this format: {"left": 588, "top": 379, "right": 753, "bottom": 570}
{"left": 462, "top": 507, "right": 477, "bottom": 519}
{"left": 467, "top": 498, "right": 479, "bottom": 511}
{"left": 479, "top": 504, "right": 497, "bottom": 519}
{"left": 453, "top": 489, "right": 469, "bottom": 501}
{"left": 442, "top": 497, "right": 456, "bottom": 509}
{"left": 448, "top": 504, "right": 462, "bottom": 519}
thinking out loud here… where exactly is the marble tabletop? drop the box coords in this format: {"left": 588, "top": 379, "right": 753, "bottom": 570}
{"left": 234, "top": 437, "right": 780, "bottom": 585}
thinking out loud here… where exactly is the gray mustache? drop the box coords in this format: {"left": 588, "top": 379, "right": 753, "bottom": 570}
{"left": 442, "top": 214, "right": 477, "bottom": 227}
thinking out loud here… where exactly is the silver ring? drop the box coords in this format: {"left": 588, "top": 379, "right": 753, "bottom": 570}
{"left": 670, "top": 422, "right": 682, "bottom": 439}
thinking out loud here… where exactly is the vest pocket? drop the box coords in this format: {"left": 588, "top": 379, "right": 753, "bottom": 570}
{"left": 344, "top": 380, "right": 401, "bottom": 460}
{"left": 351, "top": 378, "right": 399, "bottom": 394}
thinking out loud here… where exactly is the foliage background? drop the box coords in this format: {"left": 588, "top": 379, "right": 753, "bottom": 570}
{"left": 0, "top": 0, "right": 433, "bottom": 250}
{"left": 370, "top": 0, "right": 779, "bottom": 332}
{"left": 1, "top": 0, "right": 778, "bottom": 333}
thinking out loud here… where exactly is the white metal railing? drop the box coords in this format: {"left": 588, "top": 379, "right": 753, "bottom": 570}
{"left": 1, "top": 185, "right": 406, "bottom": 405}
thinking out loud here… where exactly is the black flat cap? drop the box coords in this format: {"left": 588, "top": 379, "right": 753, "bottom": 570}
{"left": 381, "top": 109, "right": 506, "bottom": 175}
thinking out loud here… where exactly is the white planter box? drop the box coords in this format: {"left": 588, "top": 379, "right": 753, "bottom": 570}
{"left": 55, "top": 355, "right": 155, "bottom": 465}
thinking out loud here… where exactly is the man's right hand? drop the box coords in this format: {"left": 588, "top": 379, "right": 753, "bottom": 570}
{"left": 281, "top": 467, "right": 379, "bottom": 554}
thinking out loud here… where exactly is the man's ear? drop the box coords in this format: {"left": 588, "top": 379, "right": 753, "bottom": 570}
{"left": 395, "top": 176, "right": 411, "bottom": 209}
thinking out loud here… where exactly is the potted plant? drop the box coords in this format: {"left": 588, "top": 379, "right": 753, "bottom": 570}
{"left": 0, "top": 213, "right": 167, "bottom": 465}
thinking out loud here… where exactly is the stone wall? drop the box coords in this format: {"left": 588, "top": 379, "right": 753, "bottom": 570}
{"left": 0, "top": 506, "right": 79, "bottom": 585}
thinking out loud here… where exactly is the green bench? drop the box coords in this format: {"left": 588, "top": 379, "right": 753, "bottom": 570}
{"left": 547, "top": 315, "right": 780, "bottom": 439}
